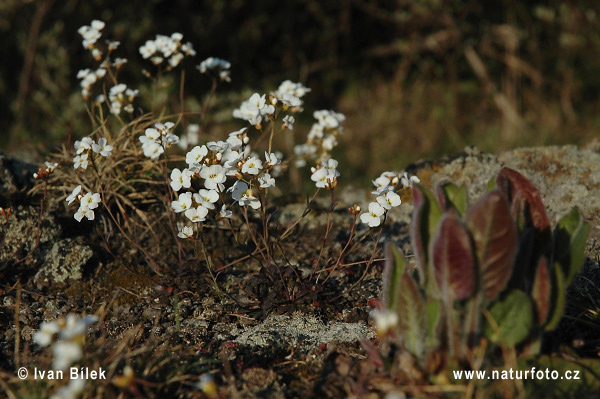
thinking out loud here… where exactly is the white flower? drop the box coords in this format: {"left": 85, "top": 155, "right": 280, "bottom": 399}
{"left": 52, "top": 341, "right": 83, "bottom": 371}
{"left": 33, "top": 320, "right": 60, "bottom": 347}
{"left": 376, "top": 191, "right": 401, "bottom": 210}
{"left": 142, "top": 142, "right": 164, "bottom": 159}
{"left": 370, "top": 309, "right": 399, "bottom": 336}
{"left": 264, "top": 152, "right": 280, "bottom": 166}
{"left": 219, "top": 205, "right": 232, "bottom": 219}
{"left": 66, "top": 185, "right": 82, "bottom": 205}
{"left": 73, "top": 153, "right": 88, "bottom": 170}
{"left": 200, "top": 165, "right": 226, "bottom": 190}
{"left": 140, "top": 39, "right": 157, "bottom": 59}
{"left": 233, "top": 93, "right": 275, "bottom": 126}
{"left": 178, "top": 225, "right": 194, "bottom": 239}
{"left": 60, "top": 314, "right": 98, "bottom": 340}
{"left": 274, "top": 80, "right": 311, "bottom": 99}
{"left": 74, "top": 205, "right": 95, "bottom": 222}
{"left": 198, "top": 57, "right": 231, "bottom": 73}
{"left": 186, "top": 145, "right": 208, "bottom": 166}
{"left": 230, "top": 181, "right": 261, "bottom": 209}
{"left": 193, "top": 189, "right": 219, "bottom": 209}
{"left": 401, "top": 172, "right": 420, "bottom": 188}
{"left": 258, "top": 173, "right": 275, "bottom": 189}
{"left": 360, "top": 202, "right": 385, "bottom": 227}
{"left": 184, "top": 206, "right": 209, "bottom": 223}
{"left": 241, "top": 156, "right": 262, "bottom": 175}
{"left": 91, "top": 137, "right": 113, "bottom": 157}
{"left": 74, "top": 137, "right": 93, "bottom": 154}
{"left": 282, "top": 115, "right": 295, "bottom": 130}
{"left": 170, "top": 168, "right": 192, "bottom": 192}
{"left": 310, "top": 161, "right": 339, "bottom": 189}
{"left": 171, "top": 192, "right": 193, "bottom": 213}
{"left": 80, "top": 192, "right": 101, "bottom": 209}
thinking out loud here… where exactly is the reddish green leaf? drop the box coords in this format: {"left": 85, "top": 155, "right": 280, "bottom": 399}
{"left": 532, "top": 256, "right": 551, "bottom": 325}
{"left": 396, "top": 272, "right": 426, "bottom": 358}
{"left": 430, "top": 211, "right": 475, "bottom": 300}
{"left": 496, "top": 167, "right": 551, "bottom": 235}
{"left": 382, "top": 242, "right": 406, "bottom": 312}
{"left": 411, "top": 184, "right": 443, "bottom": 288}
{"left": 466, "top": 189, "right": 518, "bottom": 300}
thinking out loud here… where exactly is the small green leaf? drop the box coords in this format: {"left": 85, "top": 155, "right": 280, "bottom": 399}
{"left": 553, "top": 207, "right": 590, "bottom": 286}
{"left": 382, "top": 242, "right": 406, "bottom": 312}
{"left": 485, "top": 290, "right": 532, "bottom": 346}
{"left": 435, "top": 179, "right": 468, "bottom": 215}
{"left": 431, "top": 210, "right": 476, "bottom": 300}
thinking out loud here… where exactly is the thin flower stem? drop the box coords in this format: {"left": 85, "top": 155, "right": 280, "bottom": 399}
{"left": 279, "top": 188, "right": 321, "bottom": 241}
{"left": 321, "top": 213, "right": 358, "bottom": 285}
{"left": 200, "top": 79, "right": 218, "bottom": 120}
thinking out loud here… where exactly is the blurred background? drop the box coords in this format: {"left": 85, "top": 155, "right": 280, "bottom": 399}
{"left": 2, "top": 0, "right": 600, "bottom": 184}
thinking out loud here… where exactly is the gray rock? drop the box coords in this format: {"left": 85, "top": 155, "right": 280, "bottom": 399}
{"left": 233, "top": 313, "right": 374, "bottom": 349}
{"left": 33, "top": 238, "right": 94, "bottom": 289}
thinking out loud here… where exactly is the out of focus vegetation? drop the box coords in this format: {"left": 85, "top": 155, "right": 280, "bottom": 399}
{"left": 2, "top": 0, "right": 600, "bottom": 183}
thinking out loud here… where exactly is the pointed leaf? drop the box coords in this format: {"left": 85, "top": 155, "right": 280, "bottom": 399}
{"left": 435, "top": 179, "right": 468, "bottom": 215}
{"left": 532, "top": 256, "right": 551, "bottom": 325}
{"left": 396, "top": 272, "right": 426, "bottom": 358}
{"left": 466, "top": 189, "right": 518, "bottom": 300}
{"left": 411, "top": 184, "right": 443, "bottom": 287}
{"left": 430, "top": 211, "right": 475, "bottom": 300}
{"left": 485, "top": 290, "right": 532, "bottom": 346}
{"left": 553, "top": 207, "right": 590, "bottom": 286}
{"left": 496, "top": 167, "right": 551, "bottom": 234}
{"left": 544, "top": 263, "right": 566, "bottom": 331}
{"left": 382, "top": 242, "right": 407, "bottom": 312}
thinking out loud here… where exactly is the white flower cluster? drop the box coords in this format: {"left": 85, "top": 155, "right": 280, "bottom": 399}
{"left": 73, "top": 136, "right": 113, "bottom": 170}
{"left": 310, "top": 159, "right": 340, "bottom": 189}
{"left": 139, "top": 33, "right": 196, "bottom": 69}
{"left": 102, "top": 83, "right": 138, "bottom": 115}
{"left": 139, "top": 122, "right": 180, "bottom": 159}
{"left": 360, "top": 171, "right": 420, "bottom": 227}
{"left": 272, "top": 80, "right": 311, "bottom": 110}
{"left": 76, "top": 20, "right": 134, "bottom": 107}
{"left": 293, "top": 109, "right": 345, "bottom": 167}
{"left": 76, "top": 68, "right": 107, "bottom": 100}
{"left": 33, "top": 314, "right": 99, "bottom": 370}
{"left": 169, "top": 127, "right": 284, "bottom": 238}
{"left": 197, "top": 57, "right": 232, "bottom": 82}
{"left": 66, "top": 185, "right": 101, "bottom": 222}
{"left": 233, "top": 80, "right": 310, "bottom": 129}
{"left": 233, "top": 93, "right": 276, "bottom": 127}
{"left": 78, "top": 20, "right": 105, "bottom": 51}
